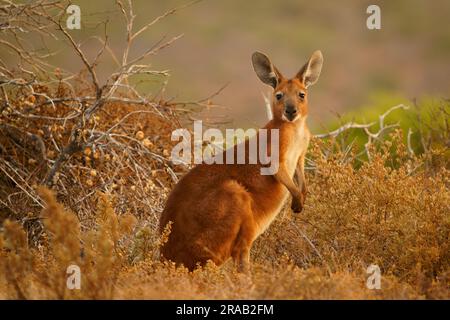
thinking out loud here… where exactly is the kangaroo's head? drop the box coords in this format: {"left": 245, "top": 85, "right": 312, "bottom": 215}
{"left": 252, "top": 50, "right": 323, "bottom": 123}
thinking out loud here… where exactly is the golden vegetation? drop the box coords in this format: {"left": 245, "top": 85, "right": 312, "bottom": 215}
{"left": 1, "top": 120, "right": 448, "bottom": 299}
{"left": 0, "top": 1, "right": 448, "bottom": 300}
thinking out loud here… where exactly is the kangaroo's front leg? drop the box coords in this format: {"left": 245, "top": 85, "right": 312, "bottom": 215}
{"left": 292, "top": 154, "right": 307, "bottom": 213}
{"left": 274, "top": 164, "right": 303, "bottom": 212}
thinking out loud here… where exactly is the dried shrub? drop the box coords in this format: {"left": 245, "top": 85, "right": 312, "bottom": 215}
{"left": 1, "top": 128, "right": 448, "bottom": 299}
{"left": 1, "top": 188, "right": 137, "bottom": 299}
{"left": 0, "top": 0, "right": 448, "bottom": 301}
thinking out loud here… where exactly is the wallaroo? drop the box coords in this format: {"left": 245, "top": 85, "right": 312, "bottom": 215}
{"left": 159, "top": 50, "right": 323, "bottom": 272}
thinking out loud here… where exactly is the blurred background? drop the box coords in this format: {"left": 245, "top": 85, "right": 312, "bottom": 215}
{"left": 21, "top": 0, "right": 450, "bottom": 130}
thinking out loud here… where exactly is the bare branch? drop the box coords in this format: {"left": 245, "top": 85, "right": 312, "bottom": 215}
{"left": 54, "top": 20, "right": 102, "bottom": 98}
{"left": 314, "top": 121, "right": 376, "bottom": 139}
{"left": 131, "top": 0, "right": 201, "bottom": 41}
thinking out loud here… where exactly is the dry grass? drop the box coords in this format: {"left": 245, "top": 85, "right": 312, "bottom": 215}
{"left": 0, "top": 0, "right": 448, "bottom": 300}
{"left": 1, "top": 117, "right": 449, "bottom": 299}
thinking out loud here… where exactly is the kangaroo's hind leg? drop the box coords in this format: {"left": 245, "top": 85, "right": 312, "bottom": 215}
{"left": 230, "top": 203, "right": 256, "bottom": 273}
{"left": 215, "top": 180, "right": 256, "bottom": 273}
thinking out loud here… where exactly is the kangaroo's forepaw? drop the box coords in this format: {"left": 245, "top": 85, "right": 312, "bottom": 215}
{"left": 291, "top": 197, "right": 304, "bottom": 213}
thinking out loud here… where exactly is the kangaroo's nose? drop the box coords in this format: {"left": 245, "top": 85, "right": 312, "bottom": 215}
{"left": 284, "top": 105, "right": 297, "bottom": 120}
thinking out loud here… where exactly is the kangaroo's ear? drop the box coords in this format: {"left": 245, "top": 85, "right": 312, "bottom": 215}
{"left": 296, "top": 50, "right": 323, "bottom": 88}
{"left": 252, "top": 52, "right": 283, "bottom": 88}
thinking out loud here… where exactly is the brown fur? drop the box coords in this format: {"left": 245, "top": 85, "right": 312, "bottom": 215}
{"left": 159, "top": 51, "right": 323, "bottom": 272}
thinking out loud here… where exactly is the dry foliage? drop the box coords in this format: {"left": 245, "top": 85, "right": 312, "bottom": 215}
{"left": 1, "top": 0, "right": 449, "bottom": 300}
{"left": 1, "top": 129, "right": 449, "bottom": 299}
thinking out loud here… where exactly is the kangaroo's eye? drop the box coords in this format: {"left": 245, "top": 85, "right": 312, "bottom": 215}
{"left": 299, "top": 92, "right": 305, "bottom": 99}
{"left": 275, "top": 92, "right": 283, "bottom": 100}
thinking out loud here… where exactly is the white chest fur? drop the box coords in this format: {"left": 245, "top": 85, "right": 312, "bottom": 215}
{"left": 254, "top": 119, "right": 309, "bottom": 238}
{"left": 284, "top": 120, "right": 308, "bottom": 177}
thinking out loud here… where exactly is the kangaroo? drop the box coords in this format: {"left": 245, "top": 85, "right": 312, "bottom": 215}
{"left": 159, "top": 51, "right": 323, "bottom": 272}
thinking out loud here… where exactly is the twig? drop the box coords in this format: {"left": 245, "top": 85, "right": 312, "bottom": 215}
{"left": 314, "top": 121, "right": 376, "bottom": 139}
{"left": 53, "top": 18, "right": 102, "bottom": 98}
